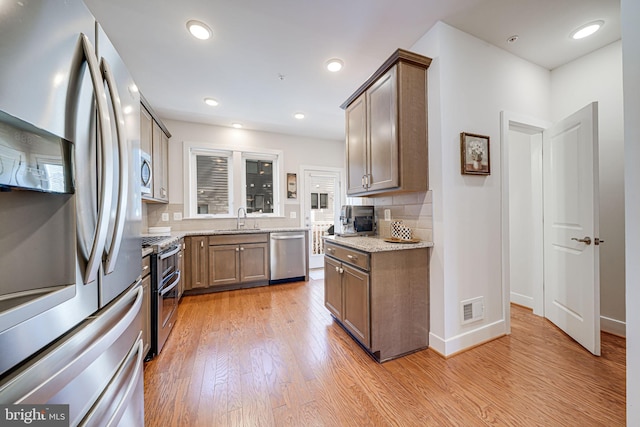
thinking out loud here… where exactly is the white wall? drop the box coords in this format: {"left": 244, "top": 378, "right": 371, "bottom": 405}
{"left": 411, "top": 22, "right": 551, "bottom": 355}
{"left": 551, "top": 41, "right": 626, "bottom": 336}
{"left": 146, "top": 119, "right": 344, "bottom": 231}
{"left": 508, "top": 129, "right": 543, "bottom": 310}
{"left": 622, "top": 0, "right": 640, "bottom": 421}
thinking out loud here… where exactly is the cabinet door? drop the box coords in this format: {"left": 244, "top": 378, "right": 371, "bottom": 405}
{"left": 367, "top": 66, "right": 398, "bottom": 192}
{"left": 342, "top": 264, "right": 370, "bottom": 348}
{"left": 140, "top": 106, "right": 152, "bottom": 156}
{"left": 209, "top": 244, "right": 240, "bottom": 286}
{"left": 152, "top": 121, "right": 168, "bottom": 201}
{"left": 346, "top": 95, "right": 368, "bottom": 195}
{"left": 324, "top": 256, "right": 343, "bottom": 319}
{"left": 141, "top": 273, "right": 151, "bottom": 358}
{"left": 187, "top": 236, "right": 209, "bottom": 290}
{"left": 240, "top": 243, "right": 269, "bottom": 283}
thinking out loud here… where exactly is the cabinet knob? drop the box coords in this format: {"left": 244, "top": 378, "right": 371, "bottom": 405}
{"left": 347, "top": 254, "right": 357, "bottom": 261}
{"left": 200, "top": 241, "right": 204, "bottom": 248}
{"left": 335, "top": 266, "right": 339, "bottom": 273}
{"left": 236, "top": 247, "right": 240, "bottom": 252}
{"left": 240, "top": 247, "right": 245, "bottom": 251}
{"left": 339, "top": 268, "right": 344, "bottom": 274}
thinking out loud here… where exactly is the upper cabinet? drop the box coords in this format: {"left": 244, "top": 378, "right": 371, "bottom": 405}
{"left": 141, "top": 95, "right": 171, "bottom": 203}
{"left": 341, "top": 49, "right": 431, "bottom": 196}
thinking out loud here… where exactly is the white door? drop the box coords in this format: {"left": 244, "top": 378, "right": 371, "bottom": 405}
{"left": 543, "top": 102, "right": 601, "bottom": 356}
{"left": 302, "top": 169, "right": 341, "bottom": 269}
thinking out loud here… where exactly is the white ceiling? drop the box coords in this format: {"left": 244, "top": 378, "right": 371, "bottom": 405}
{"left": 84, "top": 0, "right": 620, "bottom": 141}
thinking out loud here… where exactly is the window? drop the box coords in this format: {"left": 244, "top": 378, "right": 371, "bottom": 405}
{"left": 243, "top": 153, "right": 277, "bottom": 214}
{"left": 194, "top": 152, "right": 232, "bottom": 215}
{"left": 185, "top": 143, "right": 282, "bottom": 218}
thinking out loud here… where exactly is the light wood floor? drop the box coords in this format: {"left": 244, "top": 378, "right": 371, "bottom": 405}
{"left": 143, "top": 278, "right": 626, "bottom": 426}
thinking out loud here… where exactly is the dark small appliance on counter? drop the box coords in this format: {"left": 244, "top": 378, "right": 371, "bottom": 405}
{"left": 337, "top": 205, "right": 376, "bottom": 236}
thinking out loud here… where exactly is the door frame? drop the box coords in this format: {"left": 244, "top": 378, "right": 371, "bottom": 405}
{"left": 299, "top": 165, "right": 344, "bottom": 268}
{"left": 500, "top": 111, "right": 550, "bottom": 334}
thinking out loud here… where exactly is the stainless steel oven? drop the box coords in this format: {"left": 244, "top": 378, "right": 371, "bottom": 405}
{"left": 147, "top": 240, "right": 181, "bottom": 358}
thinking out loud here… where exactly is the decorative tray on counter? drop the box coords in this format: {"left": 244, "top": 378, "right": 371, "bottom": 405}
{"left": 383, "top": 237, "right": 421, "bottom": 244}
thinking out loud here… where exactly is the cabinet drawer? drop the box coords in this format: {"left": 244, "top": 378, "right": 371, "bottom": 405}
{"left": 209, "top": 233, "right": 268, "bottom": 245}
{"left": 142, "top": 255, "right": 151, "bottom": 278}
{"left": 325, "top": 242, "right": 369, "bottom": 271}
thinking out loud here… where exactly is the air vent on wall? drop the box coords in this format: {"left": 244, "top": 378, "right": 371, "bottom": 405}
{"left": 461, "top": 297, "right": 484, "bottom": 325}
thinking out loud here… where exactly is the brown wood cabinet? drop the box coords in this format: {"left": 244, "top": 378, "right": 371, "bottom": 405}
{"left": 184, "top": 233, "right": 270, "bottom": 293}
{"left": 185, "top": 236, "right": 208, "bottom": 291}
{"left": 209, "top": 234, "right": 269, "bottom": 288}
{"left": 324, "top": 240, "right": 429, "bottom": 362}
{"left": 342, "top": 49, "right": 431, "bottom": 196}
{"left": 141, "top": 97, "right": 170, "bottom": 203}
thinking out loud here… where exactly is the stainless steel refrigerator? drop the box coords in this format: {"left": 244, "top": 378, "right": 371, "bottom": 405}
{"left": 0, "top": 0, "right": 144, "bottom": 425}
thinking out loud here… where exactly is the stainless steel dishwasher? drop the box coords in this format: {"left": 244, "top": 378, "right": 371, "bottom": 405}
{"left": 270, "top": 231, "right": 307, "bottom": 283}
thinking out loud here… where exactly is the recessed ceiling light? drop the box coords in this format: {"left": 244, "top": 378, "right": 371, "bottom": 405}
{"left": 187, "top": 20, "right": 212, "bottom": 40}
{"left": 204, "top": 97, "right": 219, "bottom": 107}
{"left": 326, "top": 58, "right": 344, "bottom": 72}
{"left": 294, "top": 112, "right": 305, "bottom": 120}
{"left": 507, "top": 35, "right": 519, "bottom": 44}
{"left": 571, "top": 20, "right": 604, "bottom": 40}
{"left": 232, "top": 123, "right": 243, "bottom": 129}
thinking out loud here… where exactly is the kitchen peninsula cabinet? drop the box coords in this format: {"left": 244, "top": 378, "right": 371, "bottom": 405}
{"left": 342, "top": 49, "right": 431, "bottom": 196}
{"left": 324, "top": 238, "right": 430, "bottom": 362}
{"left": 141, "top": 95, "right": 171, "bottom": 203}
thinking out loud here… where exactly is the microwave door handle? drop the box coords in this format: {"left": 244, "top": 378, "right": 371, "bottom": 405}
{"left": 100, "top": 58, "right": 129, "bottom": 275}
{"left": 79, "top": 33, "right": 114, "bottom": 285}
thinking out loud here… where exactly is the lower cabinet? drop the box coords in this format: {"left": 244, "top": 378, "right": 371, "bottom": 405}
{"left": 324, "top": 256, "right": 370, "bottom": 347}
{"left": 184, "top": 234, "right": 269, "bottom": 292}
{"left": 324, "top": 240, "right": 429, "bottom": 362}
{"left": 185, "top": 236, "right": 208, "bottom": 291}
{"left": 209, "top": 235, "right": 269, "bottom": 287}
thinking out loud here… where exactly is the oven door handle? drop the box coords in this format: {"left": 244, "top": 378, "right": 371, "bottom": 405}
{"left": 159, "top": 245, "right": 180, "bottom": 260}
{"left": 160, "top": 271, "right": 181, "bottom": 297}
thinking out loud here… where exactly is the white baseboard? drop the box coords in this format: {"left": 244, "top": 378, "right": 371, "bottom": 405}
{"left": 510, "top": 293, "right": 533, "bottom": 309}
{"left": 428, "top": 319, "right": 507, "bottom": 357}
{"left": 601, "top": 315, "right": 626, "bottom": 337}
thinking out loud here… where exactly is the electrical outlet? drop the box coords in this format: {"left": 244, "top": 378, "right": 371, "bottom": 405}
{"left": 290, "top": 211, "right": 297, "bottom": 219}
{"left": 161, "top": 213, "right": 169, "bottom": 222}
{"left": 173, "top": 212, "right": 182, "bottom": 221}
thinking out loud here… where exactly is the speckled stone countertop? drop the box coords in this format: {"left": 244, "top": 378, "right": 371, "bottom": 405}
{"left": 324, "top": 235, "right": 433, "bottom": 253}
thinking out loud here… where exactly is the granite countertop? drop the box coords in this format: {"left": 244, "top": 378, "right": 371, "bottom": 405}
{"left": 323, "top": 235, "right": 433, "bottom": 253}
{"left": 142, "top": 227, "right": 309, "bottom": 256}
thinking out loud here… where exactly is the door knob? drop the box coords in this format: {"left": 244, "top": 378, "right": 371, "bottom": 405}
{"left": 571, "top": 236, "right": 592, "bottom": 245}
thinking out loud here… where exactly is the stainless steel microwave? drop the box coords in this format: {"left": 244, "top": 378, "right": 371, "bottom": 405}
{"left": 141, "top": 151, "right": 152, "bottom": 194}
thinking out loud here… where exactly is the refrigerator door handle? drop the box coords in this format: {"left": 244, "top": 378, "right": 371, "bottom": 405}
{"left": 78, "top": 33, "right": 114, "bottom": 285}
{"left": 100, "top": 58, "right": 129, "bottom": 275}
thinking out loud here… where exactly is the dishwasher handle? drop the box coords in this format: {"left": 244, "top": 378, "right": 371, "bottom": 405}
{"left": 271, "top": 234, "right": 304, "bottom": 240}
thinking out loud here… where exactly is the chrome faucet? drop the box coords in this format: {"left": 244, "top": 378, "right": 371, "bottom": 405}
{"left": 237, "top": 207, "right": 246, "bottom": 229}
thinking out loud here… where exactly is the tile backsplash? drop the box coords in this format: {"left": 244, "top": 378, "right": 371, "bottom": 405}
{"left": 347, "top": 190, "right": 433, "bottom": 241}
{"left": 144, "top": 203, "right": 301, "bottom": 232}
{"left": 144, "top": 190, "right": 433, "bottom": 242}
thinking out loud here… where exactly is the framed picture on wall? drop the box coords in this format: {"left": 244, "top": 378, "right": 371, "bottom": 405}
{"left": 287, "top": 173, "right": 297, "bottom": 198}
{"left": 460, "top": 132, "right": 490, "bottom": 175}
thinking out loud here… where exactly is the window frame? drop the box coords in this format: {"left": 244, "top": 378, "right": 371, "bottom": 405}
{"left": 183, "top": 141, "right": 283, "bottom": 219}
